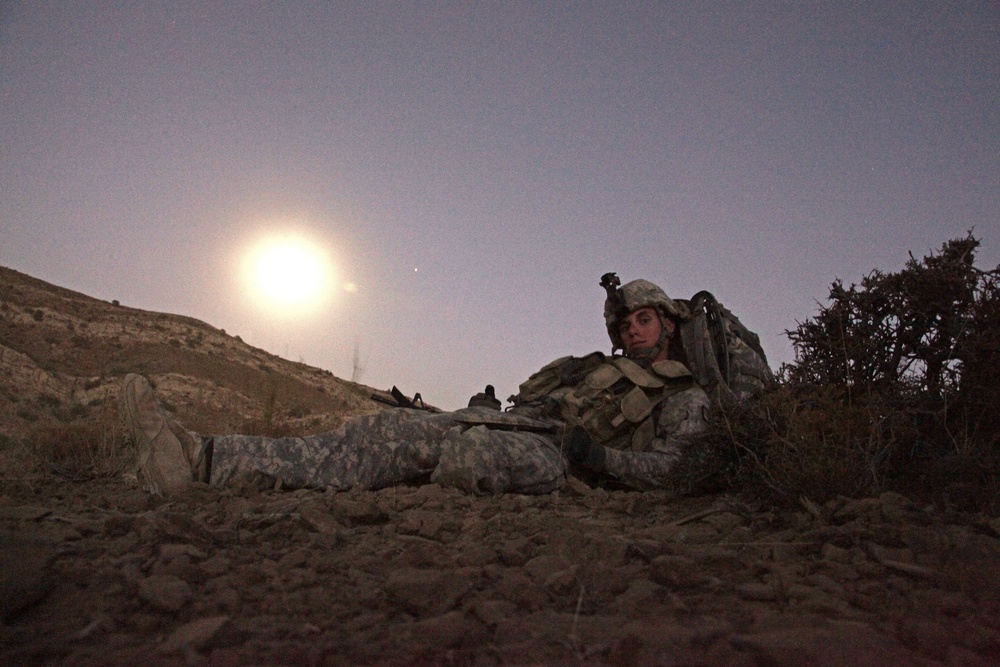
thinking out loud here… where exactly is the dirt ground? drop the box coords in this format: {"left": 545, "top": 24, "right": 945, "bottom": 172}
{"left": 3, "top": 476, "right": 1000, "bottom": 667}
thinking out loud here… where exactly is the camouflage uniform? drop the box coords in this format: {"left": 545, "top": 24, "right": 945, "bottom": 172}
{"left": 208, "top": 406, "right": 566, "bottom": 495}
{"left": 599, "top": 384, "right": 708, "bottom": 489}
{"left": 507, "top": 353, "right": 710, "bottom": 491}
{"left": 206, "top": 276, "right": 713, "bottom": 495}
{"left": 208, "top": 358, "right": 709, "bottom": 495}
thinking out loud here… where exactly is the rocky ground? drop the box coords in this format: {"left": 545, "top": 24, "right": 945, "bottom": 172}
{"left": 3, "top": 475, "right": 1000, "bottom": 666}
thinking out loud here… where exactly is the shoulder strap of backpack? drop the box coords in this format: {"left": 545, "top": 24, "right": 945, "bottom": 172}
{"left": 690, "top": 290, "right": 731, "bottom": 385}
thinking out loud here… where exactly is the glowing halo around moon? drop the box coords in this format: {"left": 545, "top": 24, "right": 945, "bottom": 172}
{"left": 241, "top": 234, "right": 337, "bottom": 315}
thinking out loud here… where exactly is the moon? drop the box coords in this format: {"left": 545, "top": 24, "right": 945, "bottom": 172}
{"left": 242, "top": 234, "right": 335, "bottom": 314}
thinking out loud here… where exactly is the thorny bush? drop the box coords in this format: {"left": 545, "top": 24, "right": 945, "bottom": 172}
{"left": 709, "top": 233, "right": 1000, "bottom": 512}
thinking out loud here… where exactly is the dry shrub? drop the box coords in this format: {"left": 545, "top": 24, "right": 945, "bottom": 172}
{"left": 27, "top": 405, "right": 134, "bottom": 481}
{"left": 234, "top": 372, "right": 310, "bottom": 439}
{"left": 712, "top": 234, "right": 1000, "bottom": 512}
{"left": 689, "top": 383, "right": 1000, "bottom": 512}
{"left": 718, "top": 387, "right": 891, "bottom": 504}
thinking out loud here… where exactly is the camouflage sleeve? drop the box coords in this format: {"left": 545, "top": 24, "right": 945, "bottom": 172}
{"left": 600, "top": 385, "right": 710, "bottom": 490}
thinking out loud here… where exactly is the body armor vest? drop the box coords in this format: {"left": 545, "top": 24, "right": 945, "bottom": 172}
{"left": 512, "top": 353, "right": 694, "bottom": 452}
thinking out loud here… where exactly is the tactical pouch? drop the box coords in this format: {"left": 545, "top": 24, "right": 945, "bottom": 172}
{"left": 511, "top": 352, "right": 606, "bottom": 406}
{"left": 559, "top": 357, "right": 693, "bottom": 452}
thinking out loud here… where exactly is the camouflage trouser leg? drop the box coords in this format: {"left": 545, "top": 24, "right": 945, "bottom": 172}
{"left": 209, "top": 408, "right": 460, "bottom": 491}
{"left": 430, "top": 426, "right": 565, "bottom": 494}
{"left": 209, "top": 407, "right": 567, "bottom": 494}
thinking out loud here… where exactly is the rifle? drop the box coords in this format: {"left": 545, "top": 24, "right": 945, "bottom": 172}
{"left": 370, "top": 386, "right": 440, "bottom": 412}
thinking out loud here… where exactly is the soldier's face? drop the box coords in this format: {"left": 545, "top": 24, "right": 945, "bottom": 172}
{"left": 619, "top": 307, "right": 674, "bottom": 357}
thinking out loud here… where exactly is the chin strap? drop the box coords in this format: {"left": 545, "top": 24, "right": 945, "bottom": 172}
{"left": 626, "top": 346, "right": 659, "bottom": 367}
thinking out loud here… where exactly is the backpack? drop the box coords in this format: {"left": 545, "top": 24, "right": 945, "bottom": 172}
{"left": 676, "top": 290, "right": 773, "bottom": 403}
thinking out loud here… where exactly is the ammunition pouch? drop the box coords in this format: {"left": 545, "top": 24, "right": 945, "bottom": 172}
{"left": 559, "top": 357, "right": 693, "bottom": 452}
{"left": 513, "top": 352, "right": 694, "bottom": 452}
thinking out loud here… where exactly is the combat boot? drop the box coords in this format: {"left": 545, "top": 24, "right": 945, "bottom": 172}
{"left": 120, "top": 374, "right": 207, "bottom": 495}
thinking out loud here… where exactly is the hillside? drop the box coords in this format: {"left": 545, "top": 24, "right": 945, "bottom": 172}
{"left": 2, "top": 267, "right": 1000, "bottom": 666}
{"left": 0, "top": 265, "right": 394, "bottom": 443}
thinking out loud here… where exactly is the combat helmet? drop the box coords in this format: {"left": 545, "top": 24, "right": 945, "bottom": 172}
{"left": 601, "top": 273, "right": 689, "bottom": 357}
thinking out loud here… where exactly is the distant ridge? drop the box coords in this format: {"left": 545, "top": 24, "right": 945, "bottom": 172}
{"left": 0, "top": 265, "right": 392, "bottom": 442}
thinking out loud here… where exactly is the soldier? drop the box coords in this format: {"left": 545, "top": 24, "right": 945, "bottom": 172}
{"left": 121, "top": 277, "right": 710, "bottom": 496}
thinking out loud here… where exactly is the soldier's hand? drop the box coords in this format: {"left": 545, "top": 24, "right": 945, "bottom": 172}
{"left": 566, "top": 425, "right": 606, "bottom": 472}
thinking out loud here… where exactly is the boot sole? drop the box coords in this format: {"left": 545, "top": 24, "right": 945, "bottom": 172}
{"left": 121, "top": 374, "right": 192, "bottom": 495}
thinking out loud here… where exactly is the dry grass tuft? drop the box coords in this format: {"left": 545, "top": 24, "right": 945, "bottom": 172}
{"left": 722, "top": 387, "right": 894, "bottom": 503}
{"left": 26, "top": 404, "right": 135, "bottom": 481}
{"left": 680, "top": 384, "right": 1000, "bottom": 513}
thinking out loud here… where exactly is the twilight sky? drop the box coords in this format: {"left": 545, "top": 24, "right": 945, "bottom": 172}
{"left": 2, "top": 2, "right": 998, "bottom": 410}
